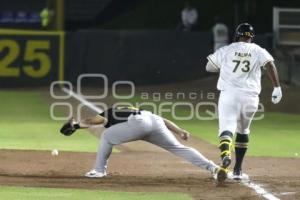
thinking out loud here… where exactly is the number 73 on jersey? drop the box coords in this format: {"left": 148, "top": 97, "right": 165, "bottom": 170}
{"left": 232, "top": 60, "right": 250, "bottom": 73}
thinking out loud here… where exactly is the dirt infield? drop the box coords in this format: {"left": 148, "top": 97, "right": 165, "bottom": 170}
{"left": 0, "top": 137, "right": 299, "bottom": 200}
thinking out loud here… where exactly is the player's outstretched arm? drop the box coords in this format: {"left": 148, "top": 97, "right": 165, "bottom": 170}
{"left": 79, "top": 115, "right": 107, "bottom": 128}
{"left": 163, "top": 118, "right": 190, "bottom": 140}
{"left": 60, "top": 115, "right": 107, "bottom": 136}
{"left": 265, "top": 61, "right": 282, "bottom": 104}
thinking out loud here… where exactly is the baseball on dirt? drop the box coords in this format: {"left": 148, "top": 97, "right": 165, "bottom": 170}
{"left": 51, "top": 149, "right": 59, "bottom": 156}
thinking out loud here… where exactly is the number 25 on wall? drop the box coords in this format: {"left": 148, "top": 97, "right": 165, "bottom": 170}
{"left": 0, "top": 39, "right": 51, "bottom": 78}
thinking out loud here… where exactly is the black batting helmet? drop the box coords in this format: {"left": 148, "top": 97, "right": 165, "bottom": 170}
{"left": 234, "top": 23, "right": 255, "bottom": 42}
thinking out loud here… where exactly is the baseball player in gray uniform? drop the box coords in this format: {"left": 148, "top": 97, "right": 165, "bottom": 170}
{"left": 60, "top": 106, "right": 228, "bottom": 181}
{"left": 206, "top": 23, "right": 282, "bottom": 180}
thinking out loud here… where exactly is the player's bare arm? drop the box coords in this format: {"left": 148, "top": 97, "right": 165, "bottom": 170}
{"left": 265, "top": 61, "right": 280, "bottom": 87}
{"left": 163, "top": 118, "right": 190, "bottom": 140}
{"left": 265, "top": 61, "right": 282, "bottom": 104}
{"left": 79, "top": 115, "right": 108, "bottom": 128}
{"left": 60, "top": 115, "right": 107, "bottom": 136}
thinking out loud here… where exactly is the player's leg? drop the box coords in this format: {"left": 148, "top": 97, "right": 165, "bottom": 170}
{"left": 87, "top": 115, "right": 152, "bottom": 177}
{"left": 86, "top": 131, "right": 112, "bottom": 178}
{"left": 218, "top": 91, "right": 238, "bottom": 168}
{"left": 233, "top": 131, "right": 249, "bottom": 179}
{"left": 219, "top": 131, "right": 233, "bottom": 168}
{"left": 233, "top": 96, "right": 259, "bottom": 179}
{"left": 144, "top": 114, "right": 220, "bottom": 174}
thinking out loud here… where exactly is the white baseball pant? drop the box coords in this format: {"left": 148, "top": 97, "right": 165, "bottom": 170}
{"left": 94, "top": 111, "right": 217, "bottom": 174}
{"left": 218, "top": 90, "right": 259, "bottom": 136}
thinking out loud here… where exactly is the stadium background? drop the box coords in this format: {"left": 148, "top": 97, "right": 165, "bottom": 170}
{"left": 0, "top": 0, "right": 299, "bottom": 200}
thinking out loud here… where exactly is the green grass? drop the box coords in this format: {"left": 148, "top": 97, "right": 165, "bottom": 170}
{"left": 0, "top": 91, "right": 190, "bottom": 200}
{"left": 1, "top": 91, "right": 299, "bottom": 157}
{"left": 0, "top": 186, "right": 192, "bottom": 200}
{"left": 0, "top": 91, "right": 98, "bottom": 152}
{"left": 116, "top": 95, "right": 300, "bottom": 158}
{"left": 172, "top": 110, "right": 300, "bottom": 158}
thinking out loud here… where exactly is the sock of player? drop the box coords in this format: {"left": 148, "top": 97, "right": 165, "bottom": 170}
{"left": 234, "top": 133, "right": 249, "bottom": 171}
{"left": 219, "top": 131, "right": 233, "bottom": 160}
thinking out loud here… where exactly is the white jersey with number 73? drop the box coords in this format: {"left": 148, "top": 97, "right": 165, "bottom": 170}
{"left": 207, "top": 42, "right": 274, "bottom": 95}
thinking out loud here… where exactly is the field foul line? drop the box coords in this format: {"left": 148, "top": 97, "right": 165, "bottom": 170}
{"left": 62, "top": 87, "right": 281, "bottom": 200}
{"left": 242, "top": 181, "right": 280, "bottom": 200}
{"left": 61, "top": 87, "right": 103, "bottom": 113}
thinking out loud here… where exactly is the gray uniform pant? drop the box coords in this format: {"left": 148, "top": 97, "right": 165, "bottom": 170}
{"left": 95, "top": 111, "right": 217, "bottom": 173}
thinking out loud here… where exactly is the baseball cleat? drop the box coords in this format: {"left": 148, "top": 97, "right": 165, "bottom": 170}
{"left": 227, "top": 170, "right": 249, "bottom": 181}
{"left": 215, "top": 167, "right": 228, "bottom": 182}
{"left": 232, "top": 169, "right": 249, "bottom": 181}
{"left": 222, "top": 155, "right": 231, "bottom": 168}
{"left": 85, "top": 169, "right": 107, "bottom": 178}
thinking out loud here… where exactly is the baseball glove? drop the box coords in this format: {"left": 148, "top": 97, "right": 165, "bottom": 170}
{"left": 60, "top": 119, "right": 78, "bottom": 136}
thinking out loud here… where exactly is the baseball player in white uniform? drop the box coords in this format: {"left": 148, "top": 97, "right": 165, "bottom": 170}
{"left": 60, "top": 106, "right": 228, "bottom": 181}
{"left": 206, "top": 23, "right": 282, "bottom": 180}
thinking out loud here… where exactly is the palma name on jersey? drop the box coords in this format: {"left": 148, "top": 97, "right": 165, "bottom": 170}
{"left": 234, "top": 52, "right": 251, "bottom": 57}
